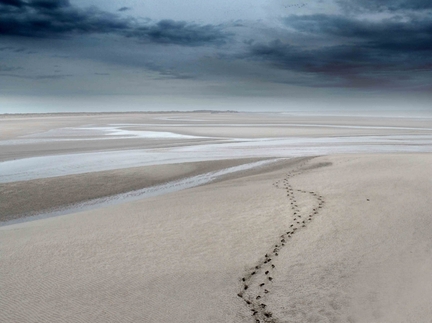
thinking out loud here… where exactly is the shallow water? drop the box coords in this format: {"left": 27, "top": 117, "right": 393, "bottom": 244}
{"left": 1, "top": 133, "right": 432, "bottom": 183}
{"left": 0, "top": 159, "right": 280, "bottom": 227}
{"left": 0, "top": 126, "right": 208, "bottom": 146}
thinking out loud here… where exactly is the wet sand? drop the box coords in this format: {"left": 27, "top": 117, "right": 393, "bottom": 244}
{"left": 0, "top": 158, "right": 272, "bottom": 223}
{"left": 2, "top": 113, "right": 431, "bottom": 183}
{"left": 1, "top": 154, "right": 431, "bottom": 323}
{"left": 2, "top": 112, "right": 432, "bottom": 162}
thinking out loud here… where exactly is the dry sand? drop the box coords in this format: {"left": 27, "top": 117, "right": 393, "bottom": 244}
{"left": 1, "top": 153, "right": 431, "bottom": 323}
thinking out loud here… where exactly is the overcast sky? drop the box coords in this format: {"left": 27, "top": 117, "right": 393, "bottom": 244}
{"left": 1, "top": 0, "right": 431, "bottom": 114}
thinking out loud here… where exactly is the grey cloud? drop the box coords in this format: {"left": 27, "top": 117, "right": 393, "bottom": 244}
{"left": 0, "top": 0, "right": 130, "bottom": 37}
{"left": 338, "top": 0, "right": 432, "bottom": 12}
{"left": 0, "top": 72, "right": 72, "bottom": 79}
{"left": 247, "top": 41, "right": 416, "bottom": 89}
{"left": 284, "top": 14, "right": 432, "bottom": 51}
{"left": 155, "top": 70, "right": 195, "bottom": 80}
{"left": 2, "top": 0, "right": 430, "bottom": 93}
{"left": 247, "top": 11, "right": 432, "bottom": 88}
{"left": 118, "top": 7, "right": 130, "bottom": 12}
{"left": 31, "top": 0, "right": 70, "bottom": 10}
{"left": 0, "top": 64, "right": 22, "bottom": 71}
{"left": 142, "top": 60, "right": 196, "bottom": 80}
{"left": 34, "top": 74, "right": 72, "bottom": 79}
{"left": 0, "top": 0, "right": 228, "bottom": 46}
{"left": 0, "top": 46, "right": 36, "bottom": 54}
{"left": 249, "top": 40, "right": 376, "bottom": 76}
{"left": 126, "top": 20, "right": 227, "bottom": 45}
{"left": 0, "top": 0, "right": 23, "bottom": 7}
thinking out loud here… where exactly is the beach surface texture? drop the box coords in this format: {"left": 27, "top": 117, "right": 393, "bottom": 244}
{"left": 1, "top": 113, "right": 431, "bottom": 323}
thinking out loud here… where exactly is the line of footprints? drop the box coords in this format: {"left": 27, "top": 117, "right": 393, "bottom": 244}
{"left": 237, "top": 161, "right": 326, "bottom": 323}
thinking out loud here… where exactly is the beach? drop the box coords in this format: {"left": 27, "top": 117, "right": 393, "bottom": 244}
{"left": 1, "top": 113, "right": 432, "bottom": 323}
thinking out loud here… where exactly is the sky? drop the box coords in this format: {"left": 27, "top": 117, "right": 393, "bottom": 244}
{"left": 0, "top": 0, "right": 431, "bottom": 114}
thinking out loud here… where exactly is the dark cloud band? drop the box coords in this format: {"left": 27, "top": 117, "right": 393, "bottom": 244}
{"left": 247, "top": 12, "right": 432, "bottom": 88}
{"left": 284, "top": 14, "right": 432, "bottom": 51}
{"left": 0, "top": 0, "right": 227, "bottom": 46}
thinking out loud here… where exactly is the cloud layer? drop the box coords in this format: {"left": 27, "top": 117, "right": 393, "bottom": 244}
{"left": 338, "top": 0, "right": 432, "bottom": 12}
{"left": 0, "top": 0, "right": 227, "bottom": 45}
{"left": 1, "top": 0, "right": 431, "bottom": 95}
{"left": 244, "top": 2, "right": 432, "bottom": 88}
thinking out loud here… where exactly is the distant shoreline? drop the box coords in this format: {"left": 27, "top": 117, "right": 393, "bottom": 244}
{"left": 2, "top": 110, "right": 431, "bottom": 119}
{"left": 0, "top": 110, "right": 240, "bottom": 117}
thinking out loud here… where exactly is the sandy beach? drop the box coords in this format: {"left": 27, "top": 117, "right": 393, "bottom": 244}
{"left": 3, "top": 0, "right": 432, "bottom": 320}
{"left": 1, "top": 113, "right": 432, "bottom": 323}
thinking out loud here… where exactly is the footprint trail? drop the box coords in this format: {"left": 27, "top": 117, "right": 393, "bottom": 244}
{"left": 237, "top": 159, "right": 326, "bottom": 323}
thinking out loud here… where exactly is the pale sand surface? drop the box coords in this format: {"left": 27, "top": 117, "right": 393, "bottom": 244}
{"left": 0, "top": 158, "right": 267, "bottom": 222}
{"left": 2, "top": 113, "right": 431, "bottom": 183}
{"left": 2, "top": 113, "right": 431, "bottom": 162}
{"left": 1, "top": 154, "right": 431, "bottom": 323}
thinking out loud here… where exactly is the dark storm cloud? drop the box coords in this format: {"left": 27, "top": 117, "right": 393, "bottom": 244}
{"left": 249, "top": 40, "right": 378, "bottom": 76}
{"left": 125, "top": 20, "right": 227, "bottom": 45}
{"left": 245, "top": 12, "right": 432, "bottom": 88}
{"left": 31, "top": 0, "right": 70, "bottom": 9}
{"left": 285, "top": 14, "right": 432, "bottom": 51}
{"left": 249, "top": 41, "right": 395, "bottom": 88}
{"left": 338, "top": 0, "right": 432, "bottom": 12}
{"left": 0, "top": 0, "right": 227, "bottom": 46}
{"left": 0, "top": 0, "right": 23, "bottom": 7}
